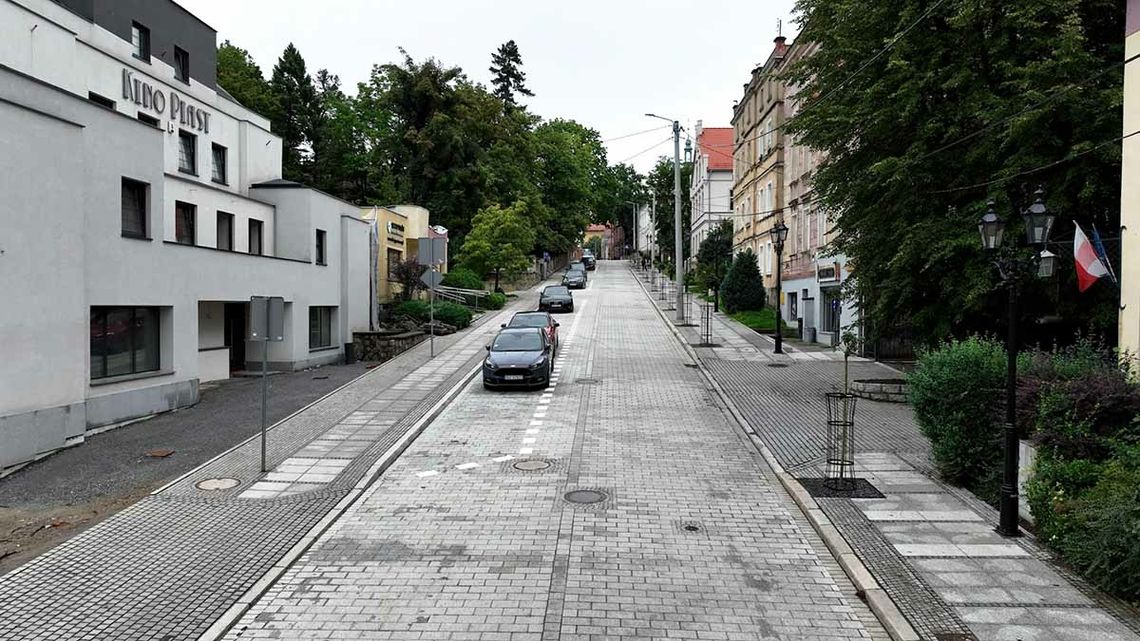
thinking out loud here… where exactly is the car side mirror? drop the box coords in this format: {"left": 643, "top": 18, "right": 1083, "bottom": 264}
{"left": 544, "top": 345, "right": 552, "bottom": 353}
{"left": 554, "top": 322, "right": 560, "bottom": 327}
{"left": 485, "top": 345, "right": 491, "bottom": 351}
{"left": 500, "top": 323, "right": 506, "bottom": 328}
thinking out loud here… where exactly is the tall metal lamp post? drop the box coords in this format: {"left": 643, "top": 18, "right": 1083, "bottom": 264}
{"left": 977, "top": 188, "right": 1056, "bottom": 537}
{"left": 770, "top": 221, "right": 789, "bottom": 354}
{"left": 646, "top": 113, "right": 685, "bottom": 321}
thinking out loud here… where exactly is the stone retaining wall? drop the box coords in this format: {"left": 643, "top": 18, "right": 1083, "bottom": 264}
{"left": 353, "top": 331, "right": 428, "bottom": 364}
{"left": 850, "top": 379, "right": 908, "bottom": 403}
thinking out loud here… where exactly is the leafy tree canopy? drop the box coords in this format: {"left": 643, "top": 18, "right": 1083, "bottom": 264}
{"left": 460, "top": 201, "right": 539, "bottom": 291}
{"left": 216, "top": 41, "right": 275, "bottom": 116}
{"left": 647, "top": 156, "right": 694, "bottom": 269}
{"left": 786, "top": 0, "right": 1123, "bottom": 346}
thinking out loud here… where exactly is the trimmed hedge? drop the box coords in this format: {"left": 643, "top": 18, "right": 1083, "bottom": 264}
{"left": 394, "top": 300, "right": 472, "bottom": 329}
{"left": 908, "top": 336, "right": 1006, "bottom": 503}
{"left": 485, "top": 292, "right": 508, "bottom": 310}
{"left": 442, "top": 267, "right": 485, "bottom": 290}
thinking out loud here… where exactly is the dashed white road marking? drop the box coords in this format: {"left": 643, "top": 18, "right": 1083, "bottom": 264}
{"left": 415, "top": 470, "right": 439, "bottom": 478}
{"left": 522, "top": 438, "right": 536, "bottom": 444}
{"left": 492, "top": 455, "right": 515, "bottom": 462}
{"left": 526, "top": 429, "right": 540, "bottom": 434}
{"left": 455, "top": 462, "right": 480, "bottom": 470}
{"left": 519, "top": 447, "right": 533, "bottom": 455}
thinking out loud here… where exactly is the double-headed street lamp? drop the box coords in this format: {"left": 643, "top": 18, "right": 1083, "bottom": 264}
{"left": 977, "top": 187, "right": 1056, "bottom": 537}
{"left": 770, "top": 222, "right": 789, "bottom": 354}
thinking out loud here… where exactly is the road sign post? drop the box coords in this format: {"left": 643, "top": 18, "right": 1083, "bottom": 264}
{"left": 250, "top": 295, "right": 285, "bottom": 473}
{"left": 417, "top": 237, "right": 447, "bottom": 358}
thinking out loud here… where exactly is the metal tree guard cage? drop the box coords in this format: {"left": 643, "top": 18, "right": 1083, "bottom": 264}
{"left": 824, "top": 392, "right": 858, "bottom": 491}
{"left": 700, "top": 301, "right": 713, "bottom": 345}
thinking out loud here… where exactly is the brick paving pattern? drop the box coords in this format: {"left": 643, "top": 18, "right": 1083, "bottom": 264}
{"left": 226, "top": 263, "right": 882, "bottom": 640}
{"left": 0, "top": 295, "right": 536, "bottom": 641}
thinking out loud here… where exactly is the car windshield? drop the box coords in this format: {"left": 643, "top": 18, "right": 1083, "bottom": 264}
{"left": 544, "top": 287, "right": 569, "bottom": 296}
{"left": 508, "top": 314, "right": 548, "bottom": 328}
{"left": 492, "top": 332, "right": 544, "bottom": 352}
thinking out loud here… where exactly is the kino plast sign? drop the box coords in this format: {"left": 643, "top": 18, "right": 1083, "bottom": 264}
{"left": 122, "top": 69, "right": 212, "bottom": 134}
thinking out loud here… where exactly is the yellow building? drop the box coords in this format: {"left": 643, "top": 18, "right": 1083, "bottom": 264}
{"left": 732, "top": 35, "right": 789, "bottom": 298}
{"left": 1121, "top": 1, "right": 1140, "bottom": 353}
{"left": 359, "top": 205, "right": 446, "bottom": 304}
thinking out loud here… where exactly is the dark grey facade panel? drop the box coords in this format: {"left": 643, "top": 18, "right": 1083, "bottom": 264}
{"left": 83, "top": 0, "right": 218, "bottom": 90}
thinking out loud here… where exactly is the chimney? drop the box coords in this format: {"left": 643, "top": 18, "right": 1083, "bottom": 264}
{"left": 774, "top": 35, "right": 788, "bottom": 57}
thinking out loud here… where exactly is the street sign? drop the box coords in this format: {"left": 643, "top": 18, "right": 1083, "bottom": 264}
{"left": 416, "top": 237, "right": 447, "bottom": 266}
{"left": 249, "top": 296, "right": 284, "bottom": 342}
{"left": 420, "top": 269, "right": 443, "bottom": 289}
{"left": 249, "top": 295, "right": 284, "bottom": 473}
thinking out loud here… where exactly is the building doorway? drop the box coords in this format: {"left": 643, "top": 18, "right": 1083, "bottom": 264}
{"left": 224, "top": 303, "right": 247, "bottom": 371}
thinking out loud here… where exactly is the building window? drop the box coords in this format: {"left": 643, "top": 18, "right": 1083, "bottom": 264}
{"left": 178, "top": 130, "right": 197, "bottom": 174}
{"left": 137, "top": 112, "right": 160, "bottom": 128}
{"left": 88, "top": 92, "right": 115, "bottom": 110}
{"left": 175, "top": 201, "right": 196, "bottom": 245}
{"left": 309, "top": 306, "right": 333, "bottom": 349}
{"left": 211, "top": 144, "right": 228, "bottom": 185}
{"left": 121, "top": 178, "right": 147, "bottom": 238}
{"left": 315, "top": 229, "right": 327, "bottom": 265}
{"left": 90, "top": 307, "right": 160, "bottom": 379}
{"left": 217, "top": 211, "right": 234, "bottom": 251}
{"left": 249, "top": 219, "right": 264, "bottom": 255}
{"left": 131, "top": 22, "right": 150, "bottom": 61}
{"left": 174, "top": 46, "right": 190, "bottom": 83}
{"left": 387, "top": 248, "right": 402, "bottom": 277}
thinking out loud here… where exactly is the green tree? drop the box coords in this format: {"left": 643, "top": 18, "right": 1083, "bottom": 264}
{"left": 269, "top": 43, "right": 319, "bottom": 183}
{"left": 647, "top": 156, "right": 693, "bottom": 271}
{"left": 389, "top": 257, "right": 426, "bottom": 302}
{"left": 585, "top": 236, "right": 604, "bottom": 257}
{"left": 532, "top": 119, "right": 607, "bottom": 253}
{"left": 595, "top": 163, "right": 648, "bottom": 241}
{"left": 310, "top": 70, "right": 368, "bottom": 202}
{"left": 697, "top": 220, "right": 735, "bottom": 310}
{"left": 786, "top": 0, "right": 1123, "bottom": 346}
{"left": 216, "top": 41, "right": 275, "bottom": 116}
{"left": 489, "top": 40, "right": 534, "bottom": 106}
{"left": 721, "top": 249, "right": 767, "bottom": 313}
{"left": 460, "top": 201, "right": 538, "bottom": 291}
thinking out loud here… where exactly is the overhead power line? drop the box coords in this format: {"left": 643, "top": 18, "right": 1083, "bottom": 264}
{"left": 604, "top": 125, "right": 671, "bottom": 143}
{"left": 619, "top": 136, "right": 674, "bottom": 164}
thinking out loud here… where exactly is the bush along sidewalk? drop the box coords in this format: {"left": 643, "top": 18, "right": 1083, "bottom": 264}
{"left": 910, "top": 335, "right": 1140, "bottom": 604}
{"left": 394, "top": 300, "right": 474, "bottom": 330}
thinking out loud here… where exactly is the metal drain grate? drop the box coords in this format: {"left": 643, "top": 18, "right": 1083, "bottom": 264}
{"left": 514, "top": 460, "right": 551, "bottom": 471}
{"left": 575, "top": 378, "right": 601, "bottom": 385}
{"left": 796, "top": 478, "right": 884, "bottom": 499}
{"left": 196, "top": 478, "right": 240, "bottom": 491}
{"left": 767, "top": 363, "right": 789, "bottom": 368}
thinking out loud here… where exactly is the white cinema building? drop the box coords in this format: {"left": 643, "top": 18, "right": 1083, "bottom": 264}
{"left": 0, "top": 0, "right": 371, "bottom": 473}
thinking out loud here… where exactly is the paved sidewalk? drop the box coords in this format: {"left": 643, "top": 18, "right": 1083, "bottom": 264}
{"left": 631, "top": 267, "right": 1140, "bottom": 641}
{"left": 223, "top": 262, "right": 887, "bottom": 640}
{"left": 0, "top": 288, "right": 545, "bottom": 641}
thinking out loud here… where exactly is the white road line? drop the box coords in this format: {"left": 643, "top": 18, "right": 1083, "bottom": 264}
{"left": 519, "top": 447, "right": 533, "bottom": 455}
{"left": 522, "top": 438, "right": 536, "bottom": 444}
{"left": 526, "top": 429, "right": 539, "bottom": 434}
{"left": 415, "top": 470, "right": 440, "bottom": 478}
{"left": 455, "top": 462, "right": 479, "bottom": 470}
{"left": 492, "top": 455, "right": 515, "bottom": 462}
{"left": 530, "top": 420, "right": 543, "bottom": 426}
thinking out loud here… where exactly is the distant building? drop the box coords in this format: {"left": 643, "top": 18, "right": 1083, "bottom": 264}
{"left": 1121, "top": 0, "right": 1140, "bottom": 353}
{"left": 780, "top": 40, "right": 858, "bottom": 347}
{"left": 0, "top": 0, "right": 372, "bottom": 473}
{"left": 360, "top": 205, "right": 447, "bottom": 305}
{"left": 732, "top": 36, "right": 789, "bottom": 302}
{"left": 584, "top": 223, "right": 622, "bottom": 259}
{"left": 689, "top": 122, "right": 734, "bottom": 253}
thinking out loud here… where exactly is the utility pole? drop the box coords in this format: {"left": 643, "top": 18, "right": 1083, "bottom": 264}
{"left": 672, "top": 119, "right": 684, "bottom": 322}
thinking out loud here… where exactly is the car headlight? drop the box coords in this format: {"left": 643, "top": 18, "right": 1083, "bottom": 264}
{"left": 484, "top": 359, "right": 497, "bottom": 369}
{"left": 529, "top": 358, "right": 547, "bottom": 370}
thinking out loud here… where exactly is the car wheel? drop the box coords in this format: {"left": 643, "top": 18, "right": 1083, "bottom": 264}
{"left": 568, "top": 304, "right": 574, "bottom": 312}
{"left": 544, "top": 364, "right": 552, "bottom": 388}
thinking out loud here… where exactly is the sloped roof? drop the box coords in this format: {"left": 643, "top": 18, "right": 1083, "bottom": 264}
{"left": 698, "top": 128, "right": 734, "bottom": 171}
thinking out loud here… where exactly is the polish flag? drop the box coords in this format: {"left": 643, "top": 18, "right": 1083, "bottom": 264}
{"left": 1074, "top": 223, "right": 1108, "bottom": 292}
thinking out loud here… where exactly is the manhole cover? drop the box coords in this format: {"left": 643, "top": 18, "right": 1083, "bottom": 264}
{"left": 196, "top": 477, "right": 240, "bottom": 491}
{"left": 767, "top": 363, "right": 789, "bottom": 368}
{"left": 513, "top": 460, "right": 551, "bottom": 471}
{"left": 564, "top": 490, "right": 607, "bottom": 504}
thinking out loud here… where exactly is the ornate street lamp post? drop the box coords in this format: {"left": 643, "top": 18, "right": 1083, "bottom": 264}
{"left": 977, "top": 188, "right": 1056, "bottom": 537}
{"left": 770, "top": 222, "right": 789, "bottom": 354}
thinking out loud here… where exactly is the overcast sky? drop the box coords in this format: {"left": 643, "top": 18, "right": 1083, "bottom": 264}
{"left": 179, "top": 0, "right": 798, "bottom": 173}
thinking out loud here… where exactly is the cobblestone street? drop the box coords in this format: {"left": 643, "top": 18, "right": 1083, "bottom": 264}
{"left": 223, "top": 262, "right": 884, "bottom": 640}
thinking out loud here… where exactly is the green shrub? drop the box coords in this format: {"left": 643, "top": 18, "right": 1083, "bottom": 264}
{"left": 720, "top": 249, "right": 766, "bottom": 313}
{"left": 1027, "top": 444, "right": 1140, "bottom": 601}
{"left": 485, "top": 292, "right": 507, "bottom": 310}
{"left": 441, "top": 267, "right": 485, "bottom": 290}
{"left": 908, "top": 336, "right": 1007, "bottom": 501}
{"left": 395, "top": 300, "right": 430, "bottom": 322}
{"left": 432, "top": 301, "right": 472, "bottom": 329}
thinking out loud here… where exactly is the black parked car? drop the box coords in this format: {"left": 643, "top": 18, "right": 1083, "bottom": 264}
{"left": 562, "top": 270, "right": 586, "bottom": 289}
{"left": 539, "top": 285, "right": 574, "bottom": 313}
{"left": 483, "top": 328, "right": 553, "bottom": 389}
{"left": 568, "top": 261, "right": 588, "bottom": 280}
{"left": 503, "top": 311, "right": 559, "bottom": 355}
{"left": 582, "top": 254, "right": 597, "bottom": 270}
